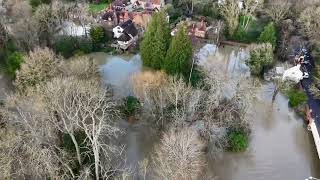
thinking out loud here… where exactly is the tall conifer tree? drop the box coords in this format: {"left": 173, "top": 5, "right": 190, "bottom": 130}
{"left": 163, "top": 26, "right": 192, "bottom": 76}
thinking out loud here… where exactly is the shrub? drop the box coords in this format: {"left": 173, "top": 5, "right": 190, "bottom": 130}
{"left": 77, "top": 38, "right": 93, "bottom": 54}
{"left": 189, "top": 68, "right": 205, "bottom": 87}
{"left": 89, "top": 25, "right": 106, "bottom": 48}
{"left": 54, "top": 36, "right": 93, "bottom": 58}
{"left": 29, "top": 0, "right": 51, "bottom": 10}
{"left": 286, "top": 87, "right": 308, "bottom": 108}
{"left": 194, "top": 2, "right": 219, "bottom": 18}
{"left": 227, "top": 129, "right": 249, "bottom": 152}
{"left": 122, "top": 96, "right": 139, "bottom": 117}
{"left": 259, "top": 22, "right": 277, "bottom": 48}
{"left": 230, "top": 16, "right": 264, "bottom": 43}
{"left": 53, "top": 36, "right": 77, "bottom": 58}
{"left": 6, "top": 52, "right": 24, "bottom": 78}
{"left": 247, "top": 43, "right": 274, "bottom": 76}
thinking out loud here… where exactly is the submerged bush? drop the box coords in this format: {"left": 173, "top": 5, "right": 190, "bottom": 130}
{"left": 286, "top": 87, "right": 308, "bottom": 108}
{"left": 6, "top": 52, "right": 24, "bottom": 78}
{"left": 53, "top": 36, "right": 77, "bottom": 58}
{"left": 189, "top": 68, "right": 206, "bottom": 87}
{"left": 122, "top": 96, "right": 140, "bottom": 117}
{"left": 247, "top": 43, "right": 274, "bottom": 76}
{"left": 227, "top": 129, "right": 249, "bottom": 152}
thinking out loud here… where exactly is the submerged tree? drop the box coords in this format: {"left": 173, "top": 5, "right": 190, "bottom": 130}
{"left": 247, "top": 43, "right": 274, "bottom": 75}
{"left": 163, "top": 25, "right": 192, "bottom": 77}
{"left": 152, "top": 127, "right": 205, "bottom": 180}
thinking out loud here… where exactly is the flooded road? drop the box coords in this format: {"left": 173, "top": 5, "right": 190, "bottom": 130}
{"left": 202, "top": 45, "right": 320, "bottom": 180}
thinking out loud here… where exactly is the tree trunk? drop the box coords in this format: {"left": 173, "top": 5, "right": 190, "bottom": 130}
{"left": 70, "top": 133, "right": 82, "bottom": 166}
{"left": 94, "top": 145, "right": 100, "bottom": 180}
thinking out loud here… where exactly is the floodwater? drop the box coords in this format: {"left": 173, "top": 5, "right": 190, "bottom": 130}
{"left": 93, "top": 52, "right": 142, "bottom": 98}
{"left": 93, "top": 53, "right": 155, "bottom": 177}
{"left": 93, "top": 45, "right": 320, "bottom": 180}
{"left": 201, "top": 45, "right": 320, "bottom": 180}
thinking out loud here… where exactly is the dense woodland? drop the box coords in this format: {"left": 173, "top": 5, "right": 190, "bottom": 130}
{"left": 0, "top": 0, "right": 320, "bottom": 179}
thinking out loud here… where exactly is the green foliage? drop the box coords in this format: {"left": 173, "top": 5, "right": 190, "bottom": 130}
{"left": 53, "top": 36, "right": 77, "bottom": 58}
{"left": 247, "top": 43, "right": 274, "bottom": 76}
{"left": 286, "top": 87, "right": 308, "bottom": 108}
{"left": 53, "top": 36, "right": 93, "bottom": 58}
{"left": 189, "top": 68, "right": 205, "bottom": 87}
{"left": 259, "top": 22, "right": 277, "bottom": 48}
{"left": 165, "top": 4, "right": 183, "bottom": 24}
{"left": 90, "top": 25, "right": 106, "bottom": 50}
{"left": 122, "top": 96, "right": 139, "bottom": 117}
{"left": 227, "top": 128, "right": 249, "bottom": 152}
{"left": 163, "top": 26, "right": 192, "bottom": 76}
{"left": 194, "top": 2, "right": 219, "bottom": 18}
{"left": 6, "top": 52, "right": 24, "bottom": 78}
{"left": 29, "top": 0, "right": 51, "bottom": 10}
{"left": 89, "top": 2, "right": 109, "bottom": 14}
{"left": 229, "top": 16, "right": 265, "bottom": 43}
{"left": 140, "top": 11, "right": 171, "bottom": 69}
{"left": 77, "top": 38, "right": 93, "bottom": 54}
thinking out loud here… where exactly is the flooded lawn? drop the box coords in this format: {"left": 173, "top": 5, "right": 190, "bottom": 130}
{"left": 90, "top": 45, "right": 320, "bottom": 180}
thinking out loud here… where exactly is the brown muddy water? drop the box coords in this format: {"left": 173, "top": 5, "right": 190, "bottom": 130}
{"left": 92, "top": 45, "right": 320, "bottom": 180}
{"left": 202, "top": 45, "right": 320, "bottom": 180}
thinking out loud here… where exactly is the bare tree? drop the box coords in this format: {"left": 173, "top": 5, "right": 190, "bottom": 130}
{"left": 15, "top": 47, "right": 62, "bottom": 90}
{"left": 298, "top": 6, "right": 320, "bottom": 46}
{"left": 152, "top": 127, "right": 206, "bottom": 180}
{"left": 0, "top": 18, "right": 7, "bottom": 48}
{"left": 242, "top": 0, "right": 263, "bottom": 30}
{"left": 219, "top": 0, "right": 240, "bottom": 35}
{"left": 41, "top": 77, "right": 123, "bottom": 180}
{"left": 60, "top": 56, "right": 98, "bottom": 79}
{"left": 10, "top": 18, "right": 40, "bottom": 51}
{"left": 0, "top": 92, "right": 75, "bottom": 179}
{"left": 132, "top": 71, "right": 170, "bottom": 126}
{"left": 265, "top": 0, "right": 291, "bottom": 24}
{"left": 33, "top": 4, "right": 63, "bottom": 46}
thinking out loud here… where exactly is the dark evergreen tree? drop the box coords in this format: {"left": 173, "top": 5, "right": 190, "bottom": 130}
{"left": 140, "top": 11, "right": 171, "bottom": 69}
{"left": 163, "top": 26, "right": 193, "bottom": 76}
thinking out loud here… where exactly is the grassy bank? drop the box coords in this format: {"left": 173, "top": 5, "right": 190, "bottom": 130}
{"left": 89, "top": 2, "right": 108, "bottom": 14}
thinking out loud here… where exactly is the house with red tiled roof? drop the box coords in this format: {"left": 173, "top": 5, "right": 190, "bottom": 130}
{"left": 171, "top": 18, "right": 208, "bottom": 39}
{"left": 131, "top": 0, "right": 165, "bottom": 11}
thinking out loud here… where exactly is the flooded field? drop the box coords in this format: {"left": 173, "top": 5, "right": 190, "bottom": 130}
{"left": 92, "top": 45, "right": 320, "bottom": 180}
{"left": 203, "top": 46, "right": 320, "bottom": 180}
